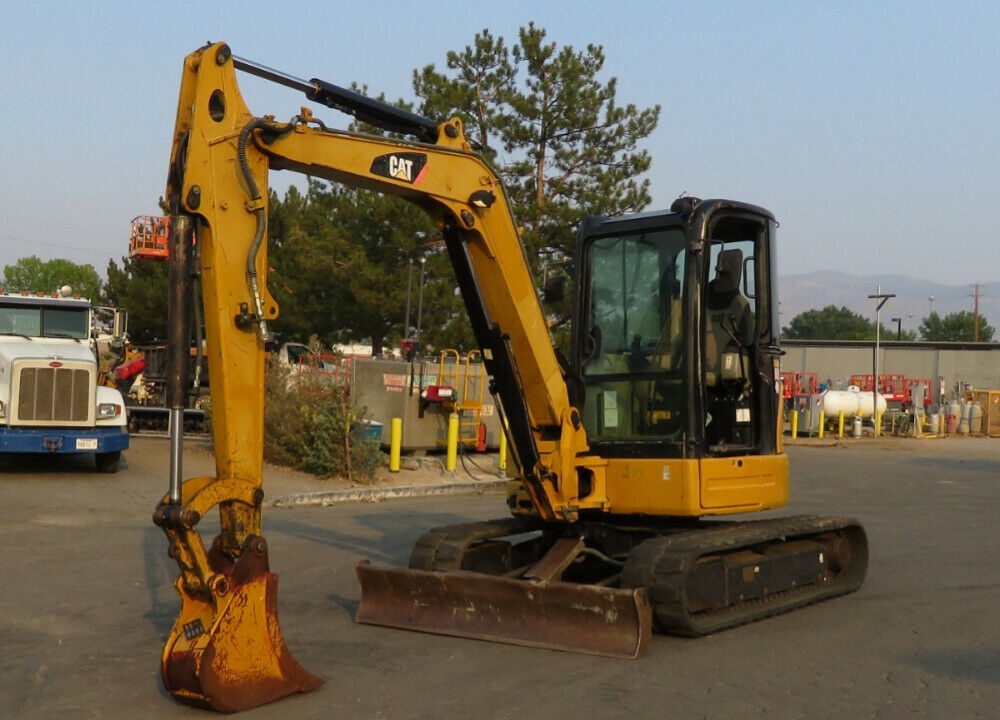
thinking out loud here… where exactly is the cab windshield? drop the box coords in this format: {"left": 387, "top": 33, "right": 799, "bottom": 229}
{"left": 0, "top": 303, "right": 91, "bottom": 339}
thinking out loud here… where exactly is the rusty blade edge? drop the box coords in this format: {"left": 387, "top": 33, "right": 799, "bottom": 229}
{"left": 354, "top": 560, "right": 652, "bottom": 659}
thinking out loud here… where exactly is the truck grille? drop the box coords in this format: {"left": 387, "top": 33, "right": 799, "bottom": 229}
{"left": 17, "top": 366, "right": 92, "bottom": 423}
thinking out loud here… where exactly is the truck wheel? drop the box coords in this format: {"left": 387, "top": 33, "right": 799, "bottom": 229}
{"left": 95, "top": 451, "right": 121, "bottom": 473}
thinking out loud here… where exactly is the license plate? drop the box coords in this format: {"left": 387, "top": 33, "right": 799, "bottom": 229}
{"left": 76, "top": 438, "right": 99, "bottom": 450}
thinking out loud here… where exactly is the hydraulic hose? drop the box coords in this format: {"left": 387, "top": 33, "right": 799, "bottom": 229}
{"left": 236, "top": 118, "right": 292, "bottom": 340}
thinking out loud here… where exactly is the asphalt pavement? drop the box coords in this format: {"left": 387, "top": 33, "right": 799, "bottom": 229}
{"left": 1, "top": 435, "right": 999, "bottom": 719}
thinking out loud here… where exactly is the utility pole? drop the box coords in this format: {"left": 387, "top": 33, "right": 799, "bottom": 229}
{"left": 973, "top": 282, "right": 981, "bottom": 342}
{"left": 404, "top": 259, "right": 413, "bottom": 340}
{"left": 868, "top": 286, "right": 895, "bottom": 437}
{"left": 415, "top": 257, "right": 426, "bottom": 350}
{"left": 407, "top": 256, "right": 427, "bottom": 397}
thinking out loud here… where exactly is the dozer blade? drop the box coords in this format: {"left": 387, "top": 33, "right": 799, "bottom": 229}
{"left": 161, "top": 535, "right": 323, "bottom": 713}
{"left": 355, "top": 560, "right": 652, "bottom": 659}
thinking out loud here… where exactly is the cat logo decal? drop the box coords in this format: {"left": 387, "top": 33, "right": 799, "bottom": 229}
{"left": 370, "top": 152, "right": 428, "bottom": 185}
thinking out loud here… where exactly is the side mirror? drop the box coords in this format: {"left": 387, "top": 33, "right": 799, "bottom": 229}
{"left": 112, "top": 308, "right": 128, "bottom": 344}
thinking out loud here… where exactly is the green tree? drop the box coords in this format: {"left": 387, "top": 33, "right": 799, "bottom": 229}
{"left": 268, "top": 26, "right": 660, "bottom": 355}
{"left": 919, "top": 311, "right": 995, "bottom": 342}
{"left": 124, "top": 27, "right": 660, "bottom": 358}
{"left": 412, "top": 28, "right": 515, "bottom": 162}
{"left": 2, "top": 256, "right": 103, "bottom": 302}
{"left": 267, "top": 184, "right": 351, "bottom": 347}
{"left": 782, "top": 305, "right": 878, "bottom": 340}
{"left": 267, "top": 182, "right": 453, "bottom": 354}
{"left": 103, "top": 256, "right": 170, "bottom": 343}
{"left": 413, "top": 25, "right": 661, "bottom": 333}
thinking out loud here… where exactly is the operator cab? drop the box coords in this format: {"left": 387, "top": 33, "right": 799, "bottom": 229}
{"left": 572, "top": 198, "right": 781, "bottom": 459}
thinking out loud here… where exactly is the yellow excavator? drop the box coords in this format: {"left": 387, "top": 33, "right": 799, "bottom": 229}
{"left": 153, "top": 43, "right": 868, "bottom": 712}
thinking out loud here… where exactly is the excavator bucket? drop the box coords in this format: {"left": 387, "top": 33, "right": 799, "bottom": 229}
{"left": 355, "top": 560, "right": 652, "bottom": 659}
{"left": 161, "top": 535, "right": 323, "bottom": 713}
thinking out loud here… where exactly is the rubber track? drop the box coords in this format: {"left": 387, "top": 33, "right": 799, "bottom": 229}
{"left": 620, "top": 514, "right": 868, "bottom": 636}
{"left": 408, "top": 517, "right": 532, "bottom": 571}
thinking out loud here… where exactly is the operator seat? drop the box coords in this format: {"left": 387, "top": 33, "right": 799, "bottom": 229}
{"left": 705, "top": 248, "right": 750, "bottom": 388}
{"left": 704, "top": 248, "right": 753, "bottom": 446}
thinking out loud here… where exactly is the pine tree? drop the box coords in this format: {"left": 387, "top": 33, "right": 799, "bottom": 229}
{"left": 413, "top": 23, "right": 660, "bottom": 278}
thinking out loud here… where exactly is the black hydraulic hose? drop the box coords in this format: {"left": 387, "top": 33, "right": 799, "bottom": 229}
{"left": 235, "top": 118, "right": 293, "bottom": 339}
{"left": 236, "top": 119, "right": 267, "bottom": 338}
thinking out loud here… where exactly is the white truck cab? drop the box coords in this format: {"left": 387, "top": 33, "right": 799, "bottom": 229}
{"left": 0, "top": 287, "right": 129, "bottom": 472}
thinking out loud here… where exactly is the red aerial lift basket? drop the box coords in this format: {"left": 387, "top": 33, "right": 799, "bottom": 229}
{"left": 129, "top": 216, "right": 170, "bottom": 260}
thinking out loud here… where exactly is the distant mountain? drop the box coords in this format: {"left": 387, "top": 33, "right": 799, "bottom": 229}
{"left": 778, "top": 272, "right": 1000, "bottom": 336}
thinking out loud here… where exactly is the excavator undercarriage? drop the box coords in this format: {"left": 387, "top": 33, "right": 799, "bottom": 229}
{"left": 357, "top": 514, "right": 867, "bottom": 656}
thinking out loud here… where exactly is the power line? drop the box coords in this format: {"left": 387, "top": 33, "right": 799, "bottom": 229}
{"left": 0, "top": 232, "right": 120, "bottom": 262}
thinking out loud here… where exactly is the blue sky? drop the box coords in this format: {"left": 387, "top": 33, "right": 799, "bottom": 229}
{"left": 1, "top": 1, "right": 997, "bottom": 292}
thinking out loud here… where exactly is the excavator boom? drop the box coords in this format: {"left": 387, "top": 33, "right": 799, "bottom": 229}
{"left": 154, "top": 41, "right": 615, "bottom": 710}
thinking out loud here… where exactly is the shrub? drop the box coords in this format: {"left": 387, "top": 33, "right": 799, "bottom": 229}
{"left": 263, "top": 356, "right": 384, "bottom": 482}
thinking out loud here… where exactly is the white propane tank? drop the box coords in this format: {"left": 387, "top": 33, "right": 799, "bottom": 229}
{"left": 819, "top": 388, "right": 860, "bottom": 417}
{"left": 819, "top": 385, "right": 887, "bottom": 419}
{"left": 857, "top": 390, "right": 888, "bottom": 418}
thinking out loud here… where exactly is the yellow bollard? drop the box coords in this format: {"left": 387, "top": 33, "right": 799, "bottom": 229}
{"left": 875, "top": 411, "right": 882, "bottom": 438}
{"left": 818, "top": 411, "right": 825, "bottom": 439}
{"left": 498, "top": 431, "right": 507, "bottom": 471}
{"left": 790, "top": 410, "right": 798, "bottom": 438}
{"left": 389, "top": 417, "right": 402, "bottom": 472}
{"left": 446, "top": 412, "right": 459, "bottom": 472}
{"left": 838, "top": 410, "right": 845, "bottom": 438}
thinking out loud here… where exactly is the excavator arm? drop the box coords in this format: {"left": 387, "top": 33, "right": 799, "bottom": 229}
{"left": 154, "top": 42, "right": 633, "bottom": 712}
{"left": 168, "top": 43, "right": 597, "bottom": 522}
